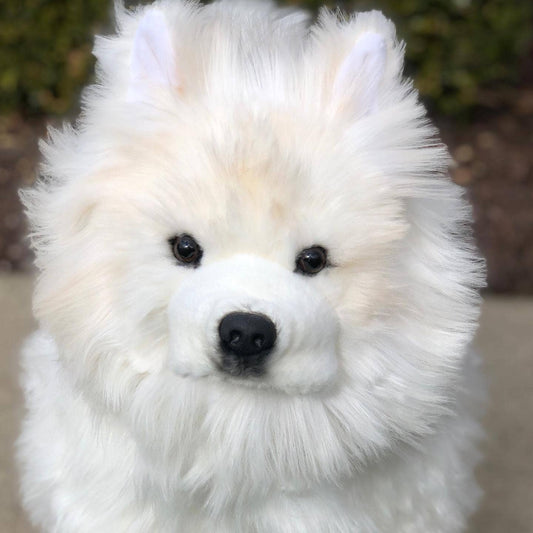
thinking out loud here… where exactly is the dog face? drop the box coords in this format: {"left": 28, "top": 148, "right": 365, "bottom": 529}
{"left": 25, "top": 1, "right": 483, "bottom": 498}
{"left": 98, "top": 106, "right": 409, "bottom": 397}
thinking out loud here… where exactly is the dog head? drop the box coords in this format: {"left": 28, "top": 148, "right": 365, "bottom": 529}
{"left": 24, "top": 0, "right": 483, "bottom": 502}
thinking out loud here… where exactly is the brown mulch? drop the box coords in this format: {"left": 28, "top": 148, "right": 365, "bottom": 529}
{"left": 440, "top": 88, "right": 533, "bottom": 293}
{"left": 0, "top": 114, "right": 44, "bottom": 273}
{"left": 1, "top": 91, "right": 532, "bottom": 292}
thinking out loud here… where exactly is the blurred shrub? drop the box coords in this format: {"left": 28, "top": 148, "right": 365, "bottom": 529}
{"left": 0, "top": 0, "right": 531, "bottom": 117}
{"left": 0, "top": 0, "right": 110, "bottom": 115}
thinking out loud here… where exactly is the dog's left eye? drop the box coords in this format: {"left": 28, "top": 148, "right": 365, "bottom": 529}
{"left": 295, "top": 246, "right": 328, "bottom": 275}
{"left": 170, "top": 234, "right": 203, "bottom": 267}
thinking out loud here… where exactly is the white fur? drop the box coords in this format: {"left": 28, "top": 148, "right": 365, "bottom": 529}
{"left": 127, "top": 8, "right": 180, "bottom": 102}
{"left": 333, "top": 32, "right": 387, "bottom": 114}
{"left": 17, "top": 1, "right": 485, "bottom": 532}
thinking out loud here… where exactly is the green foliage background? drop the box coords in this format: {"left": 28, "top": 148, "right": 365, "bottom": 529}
{"left": 1, "top": 0, "right": 531, "bottom": 117}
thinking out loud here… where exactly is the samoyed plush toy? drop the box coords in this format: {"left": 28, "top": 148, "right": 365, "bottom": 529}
{"left": 18, "top": 1, "right": 485, "bottom": 532}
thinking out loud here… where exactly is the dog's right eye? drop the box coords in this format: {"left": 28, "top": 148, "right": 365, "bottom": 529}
{"left": 169, "top": 234, "right": 203, "bottom": 267}
{"left": 295, "top": 246, "right": 328, "bottom": 276}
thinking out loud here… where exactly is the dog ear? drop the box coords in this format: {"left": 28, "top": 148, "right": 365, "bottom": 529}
{"left": 332, "top": 32, "right": 387, "bottom": 116}
{"left": 326, "top": 12, "right": 403, "bottom": 118}
{"left": 127, "top": 8, "right": 179, "bottom": 103}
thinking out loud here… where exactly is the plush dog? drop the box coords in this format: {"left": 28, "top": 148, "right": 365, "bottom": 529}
{"left": 18, "top": 1, "right": 485, "bottom": 531}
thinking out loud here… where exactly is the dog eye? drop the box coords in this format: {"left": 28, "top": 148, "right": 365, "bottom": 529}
{"left": 170, "top": 234, "right": 203, "bottom": 267}
{"left": 295, "top": 246, "right": 328, "bottom": 275}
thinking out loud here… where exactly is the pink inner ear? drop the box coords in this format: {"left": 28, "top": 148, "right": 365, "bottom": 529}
{"left": 333, "top": 32, "right": 387, "bottom": 115}
{"left": 127, "top": 9, "right": 179, "bottom": 103}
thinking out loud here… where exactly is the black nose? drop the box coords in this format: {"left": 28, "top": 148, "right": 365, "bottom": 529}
{"left": 218, "top": 312, "right": 277, "bottom": 376}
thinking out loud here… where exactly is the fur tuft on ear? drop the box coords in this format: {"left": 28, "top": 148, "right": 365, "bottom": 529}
{"left": 127, "top": 8, "right": 179, "bottom": 103}
{"left": 333, "top": 32, "right": 387, "bottom": 115}
{"left": 319, "top": 10, "right": 404, "bottom": 118}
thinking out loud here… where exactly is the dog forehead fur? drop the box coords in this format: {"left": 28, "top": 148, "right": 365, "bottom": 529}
{"left": 17, "top": 1, "right": 485, "bottom": 532}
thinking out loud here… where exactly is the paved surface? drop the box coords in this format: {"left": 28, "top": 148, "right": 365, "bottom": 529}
{"left": 0, "top": 275, "right": 35, "bottom": 533}
{"left": 1, "top": 274, "right": 532, "bottom": 533}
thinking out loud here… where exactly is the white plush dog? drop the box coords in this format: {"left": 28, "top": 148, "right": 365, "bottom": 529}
{"left": 17, "top": 1, "right": 485, "bottom": 531}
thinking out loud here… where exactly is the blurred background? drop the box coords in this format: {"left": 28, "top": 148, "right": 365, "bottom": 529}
{"left": 0, "top": 0, "right": 532, "bottom": 532}
{"left": 1, "top": 0, "right": 533, "bottom": 289}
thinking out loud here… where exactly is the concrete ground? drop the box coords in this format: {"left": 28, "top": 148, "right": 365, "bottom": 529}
{"left": 1, "top": 274, "right": 532, "bottom": 533}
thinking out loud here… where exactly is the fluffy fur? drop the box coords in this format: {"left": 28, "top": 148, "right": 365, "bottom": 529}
{"left": 17, "top": 1, "right": 485, "bottom": 531}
